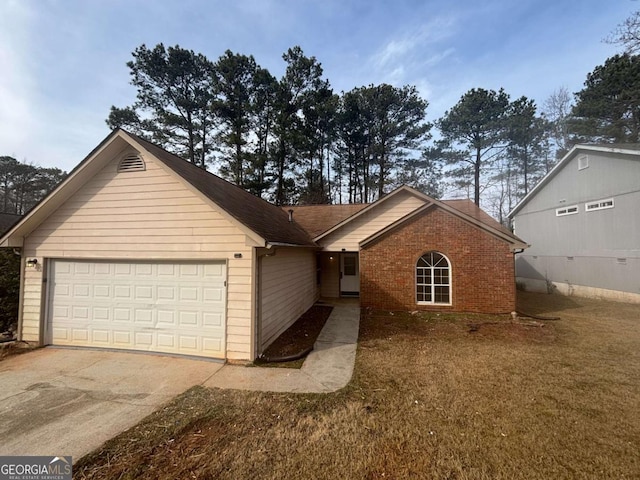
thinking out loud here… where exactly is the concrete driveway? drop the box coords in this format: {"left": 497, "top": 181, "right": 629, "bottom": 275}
{"left": 0, "top": 348, "right": 223, "bottom": 460}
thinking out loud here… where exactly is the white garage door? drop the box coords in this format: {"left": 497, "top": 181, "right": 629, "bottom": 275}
{"left": 47, "top": 260, "right": 226, "bottom": 358}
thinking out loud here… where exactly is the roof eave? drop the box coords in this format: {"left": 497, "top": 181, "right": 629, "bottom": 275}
{"left": 0, "top": 129, "right": 130, "bottom": 247}
{"left": 359, "top": 203, "right": 434, "bottom": 247}
{"left": 266, "top": 241, "right": 319, "bottom": 248}
{"left": 314, "top": 186, "right": 428, "bottom": 241}
{"left": 121, "top": 131, "right": 270, "bottom": 248}
{"left": 509, "top": 143, "right": 640, "bottom": 218}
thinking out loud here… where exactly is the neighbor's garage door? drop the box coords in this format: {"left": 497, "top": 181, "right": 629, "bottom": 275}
{"left": 47, "top": 260, "right": 226, "bottom": 358}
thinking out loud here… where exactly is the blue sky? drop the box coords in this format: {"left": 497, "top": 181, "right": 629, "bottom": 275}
{"left": 0, "top": 0, "right": 635, "bottom": 172}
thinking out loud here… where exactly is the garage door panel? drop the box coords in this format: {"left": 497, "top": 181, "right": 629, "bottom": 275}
{"left": 203, "top": 337, "right": 222, "bottom": 353}
{"left": 72, "top": 329, "right": 88, "bottom": 342}
{"left": 179, "top": 311, "right": 198, "bottom": 326}
{"left": 74, "top": 263, "right": 91, "bottom": 275}
{"left": 92, "top": 330, "right": 110, "bottom": 343}
{"left": 48, "top": 260, "right": 227, "bottom": 358}
{"left": 114, "top": 285, "right": 131, "bottom": 299}
{"left": 134, "top": 309, "right": 153, "bottom": 323}
{"left": 203, "top": 312, "right": 223, "bottom": 327}
{"left": 157, "top": 334, "right": 174, "bottom": 347}
{"left": 180, "top": 287, "right": 199, "bottom": 301}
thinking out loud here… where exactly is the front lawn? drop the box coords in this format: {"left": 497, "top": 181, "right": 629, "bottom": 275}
{"left": 74, "top": 293, "right": 640, "bottom": 479}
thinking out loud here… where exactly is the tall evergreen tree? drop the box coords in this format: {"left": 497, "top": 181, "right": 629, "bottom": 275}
{"left": 107, "top": 43, "right": 216, "bottom": 168}
{"left": 0, "top": 157, "right": 66, "bottom": 214}
{"left": 437, "top": 88, "right": 510, "bottom": 206}
{"left": 297, "top": 86, "right": 339, "bottom": 204}
{"left": 272, "top": 46, "right": 326, "bottom": 205}
{"left": 336, "top": 84, "right": 431, "bottom": 202}
{"left": 212, "top": 51, "right": 261, "bottom": 187}
{"left": 245, "top": 68, "right": 278, "bottom": 198}
{"left": 570, "top": 54, "right": 640, "bottom": 143}
{"left": 505, "top": 97, "right": 549, "bottom": 196}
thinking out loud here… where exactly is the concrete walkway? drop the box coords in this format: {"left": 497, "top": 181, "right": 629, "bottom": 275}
{"left": 204, "top": 300, "right": 360, "bottom": 393}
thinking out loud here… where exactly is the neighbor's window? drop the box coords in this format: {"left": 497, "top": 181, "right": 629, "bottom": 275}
{"left": 585, "top": 198, "right": 614, "bottom": 212}
{"left": 556, "top": 205, "right": 578, "bottom": 216}
{"left": 416, "top": 252, "right": 451, "bottom": 305}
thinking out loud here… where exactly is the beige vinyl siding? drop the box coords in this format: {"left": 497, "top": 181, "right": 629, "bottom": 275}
{"left": 21, "top": 151, "right": 256, "bottom": 360}
{"left": 319, "top": 252, "right": 340, "bottom": 298}
{"left": 320, "top": 191, "right": 425, "bottom": 251}
{"left": 260, "top": 248, "right": 318, "bottom": 351}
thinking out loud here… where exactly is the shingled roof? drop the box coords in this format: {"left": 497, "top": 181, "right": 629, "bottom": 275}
{"left": 284, "top": 204, "right": 369, "bottom": 238}
{"left": 128, "top": 132, "right": 316, "bottom": 247}
{"left": 442, "top": 199, "right": 518, "bottom": 239}
{"left": 284, "top": 197, "right": 521, "bottom": 244}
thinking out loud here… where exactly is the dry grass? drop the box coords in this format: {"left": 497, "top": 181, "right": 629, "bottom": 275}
{"left": 74, "top": 292, "right": 640, "bottom": 479}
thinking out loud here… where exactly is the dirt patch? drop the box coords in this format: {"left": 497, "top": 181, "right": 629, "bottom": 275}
{"left": 73, "top": 293, "right": 640, "bottom": 480}
{"left": 255, "top": 305, "right": 333, "bottom": 367}
{"left": 0, "top": 341, "right": 35, "bottom": 362}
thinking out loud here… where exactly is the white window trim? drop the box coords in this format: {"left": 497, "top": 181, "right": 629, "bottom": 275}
{"left": 416, "top": 252, "right": 452, "bottom": 306}
{"left": 556, "top": 205, "right": 578, "bottom": 216}
{"left": 585, "top": 198, "right": 614, "bottom": 212}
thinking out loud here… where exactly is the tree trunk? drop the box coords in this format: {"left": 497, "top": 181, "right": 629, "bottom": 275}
{"left": 276, "top": 139, "right": 286, "bottom": 205}
{"left": 474, "top": 147, "right": 481, "bottom": 206}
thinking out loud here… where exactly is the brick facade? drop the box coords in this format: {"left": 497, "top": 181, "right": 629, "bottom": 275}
{"left": 360, "top": 208, "right": 516, "bottom": 313}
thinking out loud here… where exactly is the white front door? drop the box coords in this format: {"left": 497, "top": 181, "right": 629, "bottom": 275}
{"left": 340, "top": 252, "right": 359, "bottom": 296}
{"left": 47, "top": 260, "right": 227, "bottom": 358}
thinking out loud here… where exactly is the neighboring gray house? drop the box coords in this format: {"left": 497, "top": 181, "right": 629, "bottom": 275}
{"left": 509, "top": 144, "right": 640, "bottom": 303}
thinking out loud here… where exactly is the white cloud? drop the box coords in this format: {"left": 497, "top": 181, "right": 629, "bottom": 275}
{"left": 369, "top": 15, "right": 457, "bottom": 88}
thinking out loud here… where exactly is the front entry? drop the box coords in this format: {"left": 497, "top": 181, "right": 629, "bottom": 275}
{"left": 340, "top": 252, "right": 360, "bottom": 297}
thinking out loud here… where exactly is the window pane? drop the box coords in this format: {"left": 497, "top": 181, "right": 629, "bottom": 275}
{"left": 344, "top": 256, "right": 356, "bottom": 275}
{"left": 435, "top": 286, "right": 449, "bottom": 303}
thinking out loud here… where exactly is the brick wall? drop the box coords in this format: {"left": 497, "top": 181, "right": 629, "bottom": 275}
{"left": 360, "top": 208, "right": 516, "bottom": 313}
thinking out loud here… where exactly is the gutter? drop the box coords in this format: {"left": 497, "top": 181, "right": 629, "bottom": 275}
{"left": 265, "top": 242, "right": 319, "bottom": 249}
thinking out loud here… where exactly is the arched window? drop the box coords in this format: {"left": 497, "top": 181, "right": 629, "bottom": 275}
{"left": 416, "top": 252, "right": 451, "bottom": 304}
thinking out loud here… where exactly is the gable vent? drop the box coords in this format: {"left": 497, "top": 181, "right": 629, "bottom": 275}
{"left": 118, "top": 154, "right": 145, "bottom": 172}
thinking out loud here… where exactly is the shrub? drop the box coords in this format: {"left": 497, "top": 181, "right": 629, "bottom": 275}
{"left": 0, "top": 249, "right": 20, "bottom": 334}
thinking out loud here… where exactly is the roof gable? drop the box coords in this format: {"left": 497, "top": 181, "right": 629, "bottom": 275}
{"left": 313, "top": 186, "right": 426, "bottom": 242}
{"left": 283, "top": 185, "right": 525, "bottom": 249}
{"left": 359, "top": 198, "right": 527, "bottom": 250}
{"left": 284, "top": 204, "right": 369, "bottom": 238}
{"left": 126, "top": 133, "right": 315, "bottom": 247}
{"left": 1, "top": 129, "right": 316, "bottom": 248}
{"left": 509, "top": 144, "right": 640, "bottom": 218}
